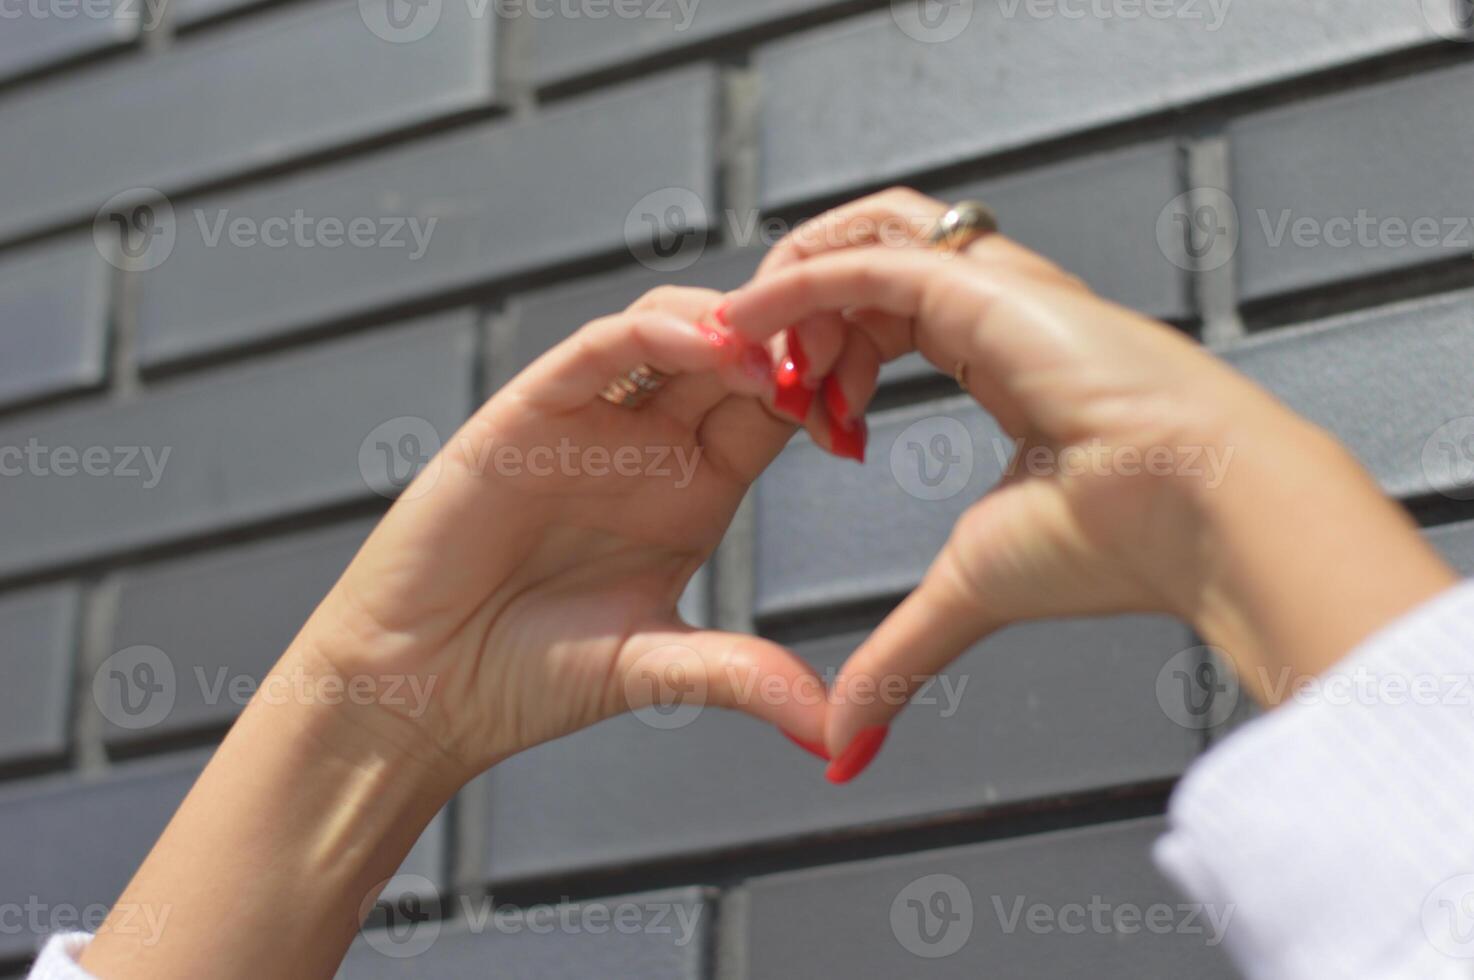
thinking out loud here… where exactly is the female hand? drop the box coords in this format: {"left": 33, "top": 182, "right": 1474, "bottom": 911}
{"left": 724, "top": 188, "right": 1456, "bottom": 763}
{"left": 306, "top": 284, "right": 837, "bottom": 783}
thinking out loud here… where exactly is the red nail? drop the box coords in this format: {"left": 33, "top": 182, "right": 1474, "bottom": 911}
{"left": 713, "top": 301, "right": 732, "bottom": 327}
{"left": 782, "top": 730, "right": 831, "bottom": 761}
{"left": 825, "top": 726, "right": 889, "bottom": 784}
{"left": 784, "top": 327, "right": 810, "bottom": 381}
{"left": 821, "top": 373, "right": 851, "bottom": 423}
{"left": 773, "top": 376, "right": 815, "bottom": 421}
{"left": 828, "top": 414, "right": 867, "bottom": 464}
{"left": 705, "top": 327, "right": 729, "bottom": 351}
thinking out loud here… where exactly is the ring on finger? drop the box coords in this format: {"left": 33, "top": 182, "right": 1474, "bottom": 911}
{"left": 599, "top": 363, "right": 670, "bottom": 408}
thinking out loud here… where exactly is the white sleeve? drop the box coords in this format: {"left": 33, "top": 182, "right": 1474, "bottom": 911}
{"left": 24, "top": 934, "right": 96, "bottom": 980}
{"left": 1154, "top": 580, "right": 1474, "bottom": 980}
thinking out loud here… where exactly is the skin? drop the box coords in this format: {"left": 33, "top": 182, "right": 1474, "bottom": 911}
{"left": 79, "top": 189, "right": 1456, "bottom": 979}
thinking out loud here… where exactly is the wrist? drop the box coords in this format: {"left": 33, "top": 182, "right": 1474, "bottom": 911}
{"left": 1179, "top": 396, "right": 1457, "bottom": 703}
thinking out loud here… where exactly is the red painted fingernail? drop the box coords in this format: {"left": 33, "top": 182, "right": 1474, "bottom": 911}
{"left": 773, "top": 376, "right": 816, "bottom": 421}
{"left": 829, "top": 414, "right": 867, "bottom": 464}
{"left": 825, "top": 725, "right": 889, "bottom": 784}
{"left": 705, "top": 326, "right": 730, "bottom": 351}
{"left": 784, "top": 327, "right": 810, "bottom": 381}
{"left": 782, "top": 730, "right": 831, "bottom": 762}
{"left": 821, "top": 373, "right": 851, "bottom": 422}
{"left": 713, "top": 301, "right": 732, "bottom": 327}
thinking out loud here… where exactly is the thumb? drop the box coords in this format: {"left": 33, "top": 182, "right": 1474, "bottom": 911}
{"left": 825, "top": 529, "right": 997, "bottom": 783}
{"left": 614, "top": 625, "right": 830, "bottom": 754}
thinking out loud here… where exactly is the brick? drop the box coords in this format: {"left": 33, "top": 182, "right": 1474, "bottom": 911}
{"left": 533, "top": 0, "right": 847, "bottom": 86}
{"left": 1224, "top": 288, "right": 1474, "bottom": 500}
{"left": 0, "top": 2, "right": 136, "bottom": 84}
{"left": 756, "top": 397, "right": 1003, "bottom": 616}
{"left": 1231, "top": 62, "right": 1474, "bottom": 302}
{"left": 102, "top": 521, "right": 375, "bottom": 745}
{"left": 937, "top": 141, "right": 1190, "bottom": 321}
{"left": 0, "top": 752, "right": 205, "bottom": 961}
{"left": 0, "top": 312, "right": 475, "bottom": 578}
{"left": 734, "top": 818, "right": 1239, "bottom": 978}
{"left": 755, "top": 1, "right": 1457, "bottom": 209}
{"left": 171, "top": 0, "right": 264, "bottom": 26}
{"left": 0, "top": 585, "right": 79, "bottom": 768}
{"left": 0, "top": 237, "right": 109, "bottom": 409}
{"left": 476, "top": 614, "right": 1195, "bottom": 883}
{"left": 506, "top": 246, "right": 758, "bottom": 377}
{"left": 341, "top": 887, "right": 710, "bottom": 979}
{"left": 133, "top": 68, "right": 717, "bottom": 366}
{"left": 1429, "top": 518, "right": 1474, "bottom": 575}
{"left": 0, "top": 752, "right": 445, "bottom": 960}
{"left": 0, "top": 0, "right": 500, "bottom": 243}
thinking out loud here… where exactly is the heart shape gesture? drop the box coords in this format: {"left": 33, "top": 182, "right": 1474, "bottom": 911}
{"left": 81, "top": 189, "right": 1456, "bottom": 980}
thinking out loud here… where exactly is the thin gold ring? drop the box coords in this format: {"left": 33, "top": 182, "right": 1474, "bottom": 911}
{"left": 953, "top": 360, "right": 969, "bottom": 392}
{"left": 599, "top": 364, "right": 670, "bottom": 408}
{"left": 927, "top": 200, "right": 999, "bottom": 254}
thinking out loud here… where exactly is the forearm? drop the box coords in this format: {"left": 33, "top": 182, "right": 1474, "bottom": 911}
{"left": 78, "top": 641, "right": 459, "bottom": 980}
{"left": 1186, "top": 390, "right": 1458, "bottom": 703}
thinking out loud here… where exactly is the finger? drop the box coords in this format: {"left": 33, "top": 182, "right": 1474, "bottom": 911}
{"left": 615, "top": 626, "right": 830, "bottom": 751}
{"left": 814, "top": 329, "right": 881, "bottom": 463}
{"left": 757, "top": 186, "right": 944, "bottom": 277}
{"left": 509, "top": 308, "right": 769, "bottom": 415}
{"left": 824, "top": 517, "right": 998, "bottom": 777}
{"left": 769, "top": 313, "right": 841, "bottom": 430}
{"left": 696, "top": 392, "right": 798, "bottom": 484}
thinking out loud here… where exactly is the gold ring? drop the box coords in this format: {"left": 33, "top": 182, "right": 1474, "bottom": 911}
{"left": 953, "top": 361, "right": 969, "bottom": 391}
{"left": 599, "top": 364, "right": 670, "bottom": 408}
{"left": 928, "top": 200, "right": 999, "bottom": 254}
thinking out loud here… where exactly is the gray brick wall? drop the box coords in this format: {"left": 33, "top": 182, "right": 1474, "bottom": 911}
{"left": 2, "top": 1, "right": 1473, "bottom": 976}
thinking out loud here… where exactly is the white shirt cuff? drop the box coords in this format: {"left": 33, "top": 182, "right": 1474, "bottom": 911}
{"left": 1155, "top": 580, "right": 1474, "bottom": 980}
{"left": 25, "top": 933, "right": 95, "bottom": 980}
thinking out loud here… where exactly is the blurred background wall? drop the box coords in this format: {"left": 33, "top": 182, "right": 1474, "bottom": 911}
{"left": 2, "top": 1, "right": 1474, "bottom": 976}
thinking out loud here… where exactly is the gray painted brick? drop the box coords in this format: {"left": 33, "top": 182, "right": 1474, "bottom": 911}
{"left": 756, "top": 397, "right": 1003, "bottom": 617}
{"left": 0, "top": 236, "right": 109, "bottom": 409}
{"left": 736, "top": 817, "right": 1238, "bottom": 978}
{"left": 134, "top": 68, "right": 717, "bottom": 366}
{"left": 0, "top": 751, "right": 445, "bottom": 960}
{"left": 755, "top": 1, "right": 1458, "bottom": 209}
{"left": 0, "top": 751, "right": 205, "bottom": 961}
{"left": 533, "top": 0, "right": 847, "bottom": 86}
{"left": 0, "top": 312, "right": 475, "bottom": 578}
{"left": 939, "top": 141, "right": 1190, "bottom": 322}
{"left": 1224, "top": 287, "right": 1474, "bottom": 500}
{"left": 341, "top": 887, "right": 711, "bottom": 979}
{"left": 0, "top": 585, "right": 79, "bottom": 768}
{"left": 507, "top": 246, "right": 759, "bottom": 377}
{"left": 171, "top": 0, "right": 266, "bottom": 26}
{"left": 103, "top": 521, "right": 375, "bottom": 745}
{"left": 1429, "top": 518, "right": 1474, "bottom": 575}
{"left": 1231, "top": 62, "right": 1474, "bottom": 302}
{"left": 0, "top": 2, "right": 136, "bottom": 84}
{"left": 477, "top": 614, "right": 1195, "bottom": 883}
{"left": 0, "top": 0, "right": 500, "bottom": 243}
